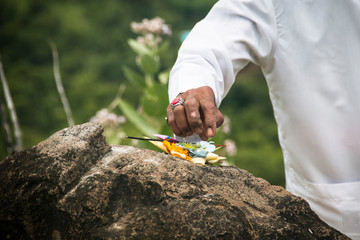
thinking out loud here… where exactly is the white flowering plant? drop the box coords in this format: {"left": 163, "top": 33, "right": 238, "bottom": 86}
{"left": 118, "top": 17, "right": 172, "bottom": 136}
{"left": 90, "top": 17, "right": 172, "bottom": 145}
{"left": 90, "top": 17, "right": 236, "bottom": 161}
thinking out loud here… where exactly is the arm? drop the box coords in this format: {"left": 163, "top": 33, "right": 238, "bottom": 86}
{"left": 168, "top": 0, "right": 277, "bottom": 140}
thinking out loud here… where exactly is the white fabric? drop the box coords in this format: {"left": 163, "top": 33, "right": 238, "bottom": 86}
{"left": 169, "top": 0, "right": 360, "bottom": 237}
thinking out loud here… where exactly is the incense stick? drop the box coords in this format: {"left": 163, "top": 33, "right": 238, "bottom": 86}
{"left": 126, "top": 136, "right": 226, "bottom": 147}
{"left": 126, "top": 136, "right": 178, "bottom": 142}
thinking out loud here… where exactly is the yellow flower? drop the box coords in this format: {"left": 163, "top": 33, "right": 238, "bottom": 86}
{"left": 162, "top": 141, "right": 192, "bottom": 160}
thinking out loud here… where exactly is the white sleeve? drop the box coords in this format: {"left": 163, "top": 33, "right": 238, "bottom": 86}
{"left": 168, "top": 0, "right": 277, "bottom": 106}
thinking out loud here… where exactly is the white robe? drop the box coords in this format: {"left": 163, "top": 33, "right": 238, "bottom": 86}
{"left": 169, "top": 0, "right": 360, "bottom": 237}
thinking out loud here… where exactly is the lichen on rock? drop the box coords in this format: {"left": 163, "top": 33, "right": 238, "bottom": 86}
{"left": 0, "top": 122, "right": 350, "bottom": 239}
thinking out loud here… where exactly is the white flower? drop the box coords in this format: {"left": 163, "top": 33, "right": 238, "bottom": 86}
{"left": 224, "top": 139, "right": 237, "bottom": 156}
{"left": 222, "top": 115, "right": 231, "bottom": 134}
{"left": 161, "top": 24, "right": 172, "bottom": 35}
{"left": 90, "top": 109, "right": 126, "bottom": 129}
{"left": 199, "top": 141, "right": 216, "bottom": 152}
{"left": 131, "top": 17, "right": 172, "bottom": 49}
{"left": 117, "top": 131, "right": 126, "bottom": 139}
{"left": 117, "top": 115, "right": 126, "bottom": 124}
{"left": 148, "top": 17, "right": 163, "bottom": 34}
{"left": 130, "top": 22, "right": 142, "bottom": 34}
{"left": 136, "top": 36, "right": 146, "bottom": 45}
{"left": 130, "top": 17, "right": 172, "bottom": 36}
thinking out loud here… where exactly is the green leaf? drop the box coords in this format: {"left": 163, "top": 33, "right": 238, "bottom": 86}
{"left": 158, "top": 70, "right": 170, "bottom": 85}
{"left": 118, "top": 99, "right": 158, "bottom": 136}
{"left": 141, "top": 83, "right": 169, "bottom": 117}
{"left": 139, "top": 54, "right": 159, "bottom": 75}
{"left": 156, "top": 40, "right": 170, "bottom": 54}
{"left": 128, "top": 39, "right": 152, "bottom": 56}
{"left": 122, "top": 66, "right": 146, "bottom": 88}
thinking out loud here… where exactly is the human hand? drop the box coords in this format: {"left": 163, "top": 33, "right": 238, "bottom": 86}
{"left": 166, "top": 86, "right": 224, "bottom": 141}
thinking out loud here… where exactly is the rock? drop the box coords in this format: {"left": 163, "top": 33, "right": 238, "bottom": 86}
{"left": 0, "top": 122, "right": 350, "bottom": 239}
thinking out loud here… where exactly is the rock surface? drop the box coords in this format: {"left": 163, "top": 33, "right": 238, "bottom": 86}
{"left": 0, "top": 122, "right": 349, "bottom": 239}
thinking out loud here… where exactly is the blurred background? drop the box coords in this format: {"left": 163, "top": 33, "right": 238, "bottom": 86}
{"left": 0, "top": 0, "right": 284, "bottom": 186}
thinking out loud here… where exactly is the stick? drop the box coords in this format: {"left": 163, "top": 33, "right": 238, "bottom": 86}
{"left": 126, "top": 136, "right": 178, "bottom": 142}
{"left": 49, "top": 40, "right": 75, "bottom": 127}
{"left": 126, "top": 136, "right": 226, "bottom": 147}
{"left": 0, "top": 93, "right": 14, "bottom": 153}
{"left": 0, "top": 54, "right": 22, "bottom": 152}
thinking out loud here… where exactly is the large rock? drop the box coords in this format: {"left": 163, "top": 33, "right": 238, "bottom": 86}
{"left": 0, "top": 122, "right": 349, "bottom": 239}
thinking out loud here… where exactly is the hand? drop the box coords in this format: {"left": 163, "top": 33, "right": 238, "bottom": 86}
{"left": 166, "top": 86, "right": 224, "bottom": 140}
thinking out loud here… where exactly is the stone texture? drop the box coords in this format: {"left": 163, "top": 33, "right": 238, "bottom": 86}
{"left": 0, "top": 122, "right": 350, "bottom": 239}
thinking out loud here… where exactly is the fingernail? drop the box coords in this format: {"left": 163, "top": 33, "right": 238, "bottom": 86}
{"left": 207, "top": 128, "right": 214, "bottom": 137}
{"left": 195, "top": 127, "right": 203, "bottom": 134}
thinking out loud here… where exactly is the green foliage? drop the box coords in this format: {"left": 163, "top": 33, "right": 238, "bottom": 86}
{"left": 128, "top": 39, "right": 153, "bottom": 56}
{"left": 0, "top": 0, "right": 216, "bottom": 157}
{"left": 139, "top": 54, "right": 160, "bottom": 75}
{"left": 0, "top": 0, "right": 284, "bottom": 187}
{"left": 122, "top": 66, "right": 146, "bottom": 89}
{"left": 117, "top": 99, "right": 158, "bottom": 137}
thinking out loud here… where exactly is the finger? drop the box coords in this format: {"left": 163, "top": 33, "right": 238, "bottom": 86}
{"left": 184, "top": 96, "right": 204, "bottom": 135}
{"left": 199, "top": 107, "right": 223, "bottom": 140}
{"left": 199, "top": 98, "right": 218, "bottom": 138}
{"left": 199, "top": 131, "right": 209, "bottom": 141}
{"left": 173, "top": 104, "right": 192, "bottom": 136}
{"left": 166, "top": 105, "right": 183, "bottom": 136}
